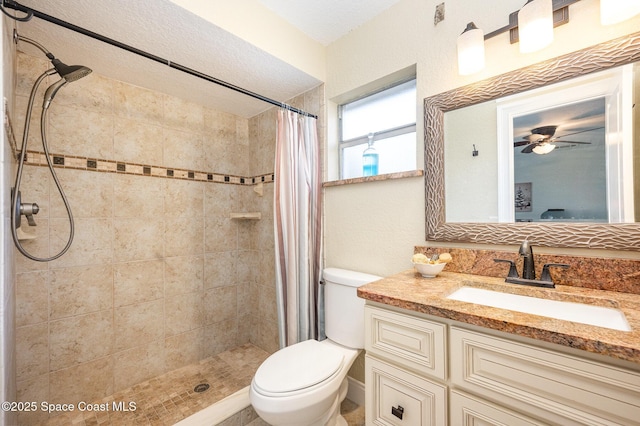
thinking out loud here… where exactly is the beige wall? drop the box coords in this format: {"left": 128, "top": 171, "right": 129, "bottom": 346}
{"left": 12, "top": 50, "right": 324, "bottom": 423}
{"left": 324, "top": 0, "right": 640, "bottom": 278}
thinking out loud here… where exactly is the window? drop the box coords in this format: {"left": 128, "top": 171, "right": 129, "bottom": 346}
{"left": 339, "top": 79, "right": 417, "bottom": 179}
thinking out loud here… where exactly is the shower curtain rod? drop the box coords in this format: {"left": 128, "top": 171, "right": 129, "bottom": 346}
{"left": 3, "top": 0, "right": 318, "bottom": 119}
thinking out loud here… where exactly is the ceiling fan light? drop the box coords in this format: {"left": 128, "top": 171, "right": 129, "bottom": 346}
{"left": 518, "top": 0, "right": 553, "bottom": 53}
{"left": 532, "top": 143, "right": 556, "bottom": 154}
{"left": 457, "top": 22, "right": 485, "bottom": 75}
{"left": 600, "top": 0, "right": 640, "bottom": 25}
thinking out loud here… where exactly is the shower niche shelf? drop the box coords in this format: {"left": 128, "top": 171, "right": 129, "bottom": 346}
{"left": 230, "top": 212, "right": 261, "bottom": 220}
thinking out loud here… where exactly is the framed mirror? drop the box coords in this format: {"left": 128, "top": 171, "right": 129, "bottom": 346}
{"left": 424, "top": 31, "right": 640, "bottom": 250}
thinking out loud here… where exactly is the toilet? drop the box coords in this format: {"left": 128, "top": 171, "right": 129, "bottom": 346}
{"left": 250, "top": 268, "right": 381, "bottom": 426}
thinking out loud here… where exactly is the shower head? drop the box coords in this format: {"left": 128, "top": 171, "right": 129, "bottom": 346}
{"left": 15, "top": 32, "right": 92, "bottom": 82}
{"left": 42, "top": 61, "right": 92, "bottom": 109}
{"left": 50, "top": 58, "right": 92, "bottom": 82}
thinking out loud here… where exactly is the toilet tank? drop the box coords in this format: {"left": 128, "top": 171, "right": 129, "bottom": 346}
{"left": 323, "top": 268, "right": 381, "bottom": 349}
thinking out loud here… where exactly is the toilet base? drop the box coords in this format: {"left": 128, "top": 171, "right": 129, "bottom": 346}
{"left": 312, "top": 378, "right": 349, "bottom": 426}
{"left": 252, "top": 377, "right": 350, "bottom": 426}
{"left": 335, "top": 374, "right": 350, "bottom": 426}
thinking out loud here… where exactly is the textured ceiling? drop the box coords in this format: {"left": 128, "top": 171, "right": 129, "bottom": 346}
{"left": 258, "top": 0, "right": 403, "bottom": 45}
{"left": 10, "top": 0, "right": 401, "bottom": 118}
{"left": 11, "top": 0, "right": 322, "bottom": 118}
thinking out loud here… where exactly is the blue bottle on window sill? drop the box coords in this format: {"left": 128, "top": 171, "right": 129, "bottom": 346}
{"left": 363, "top": 133, "right": 379, "bottom": 176}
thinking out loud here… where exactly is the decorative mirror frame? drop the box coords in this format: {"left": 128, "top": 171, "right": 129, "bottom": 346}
{"left": 424, "top": 31, "right": 640, "bottom": 250}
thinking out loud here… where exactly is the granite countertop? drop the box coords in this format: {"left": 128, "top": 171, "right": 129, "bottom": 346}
{"left": 357, "top": 269, "right": 640, "bottom": 366}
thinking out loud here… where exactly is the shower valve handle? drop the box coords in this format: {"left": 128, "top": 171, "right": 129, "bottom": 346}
{"left": 20, "top": 202, "right": 40, "bottom": 226}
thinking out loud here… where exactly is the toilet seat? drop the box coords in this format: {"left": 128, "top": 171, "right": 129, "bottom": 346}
{"left": 253, "top": 339, "right": 344, "bottom": 395}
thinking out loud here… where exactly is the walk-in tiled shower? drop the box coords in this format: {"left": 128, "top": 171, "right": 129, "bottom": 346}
{"left": 10, "top": 48, "right": 324, "bottom": 424}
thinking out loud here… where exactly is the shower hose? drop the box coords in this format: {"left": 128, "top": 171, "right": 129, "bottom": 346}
{"left": 10, "top": 68, "right": 75, "bottom": 262}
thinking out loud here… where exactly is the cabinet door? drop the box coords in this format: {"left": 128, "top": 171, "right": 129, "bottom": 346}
{"left": 450, "top": 390, "right": 546, "bottom": 426}
{"left": 365, "top": 305, "right": 446, "bottom": 381}
{"left": 450, "top": 327, "right": 640, "bottom": 425}
{"left": 365, "top": 355, "right": 446, "bottom": 426}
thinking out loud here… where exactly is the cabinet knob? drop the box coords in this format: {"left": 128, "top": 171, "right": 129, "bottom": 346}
{"left": 391, "top": 405, "right": 404, "bottom": 420}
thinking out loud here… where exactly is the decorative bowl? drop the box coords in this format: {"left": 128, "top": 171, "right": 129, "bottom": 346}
{"left": 413, "top": 261, "right": 446, "bottom": 278}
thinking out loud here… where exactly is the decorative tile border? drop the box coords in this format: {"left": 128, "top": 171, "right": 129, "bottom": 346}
{"left": 21, "top": 150, "right": 274, "bottom": 186}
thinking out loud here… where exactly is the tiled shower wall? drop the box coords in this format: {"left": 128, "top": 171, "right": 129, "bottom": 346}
{"left": 12, "top": 49, "right": 324, "bottom": 422}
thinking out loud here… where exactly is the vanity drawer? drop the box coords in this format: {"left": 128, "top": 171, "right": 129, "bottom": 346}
{"left": 450, "top": 327, "right": 640, "bottom": 426}
{"left": 365, "top": 355, "right": 447, "bottom": 426}
{"left": 450, "top": 390, "right": 546, "bottom": 426}
{"left": 365, "top": 306, "right": 446, "bottom": 380}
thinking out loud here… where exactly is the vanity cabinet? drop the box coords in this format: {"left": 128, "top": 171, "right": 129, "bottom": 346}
{"left": 364, "top": 303, "right": 640, "bottom": 426}
{"left": 364, "top": 306, "right": 447, "bottom": 425}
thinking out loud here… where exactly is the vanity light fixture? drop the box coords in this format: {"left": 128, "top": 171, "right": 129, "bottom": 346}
{"left": 456, "top": 0, "right": 579, "bottom": 75}
{"left": 457, "top": 22, "right": 485, "bottom": 75}
{"left": 600, "top": 0, "right": 640, "bottom": 25}
{"left": 518, "top": 0, "right": 554, "bottom": 53}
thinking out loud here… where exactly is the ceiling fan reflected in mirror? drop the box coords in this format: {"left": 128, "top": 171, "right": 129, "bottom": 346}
{"left": 514, "top": 125, "right": 601, "bottom": 154}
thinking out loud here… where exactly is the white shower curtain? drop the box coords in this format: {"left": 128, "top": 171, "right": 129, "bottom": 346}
{"left": 274, "top": 109, "right": 323, "bottom": 348}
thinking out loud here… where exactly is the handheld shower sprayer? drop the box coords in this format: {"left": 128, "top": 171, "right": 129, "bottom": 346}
{"left": 43, "top": 78, "right": 67, "bottom": 109}
{"left": 10, "top": 31, "right": 92, "bottom": 261}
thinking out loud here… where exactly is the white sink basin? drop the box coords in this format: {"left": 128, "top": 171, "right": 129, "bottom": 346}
{"left": 447, "top": 287, "right": 631, "bottom": 331}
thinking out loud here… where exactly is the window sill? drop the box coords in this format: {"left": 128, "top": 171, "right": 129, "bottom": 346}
{"left": 323, "top": 170, "right": 424, "bottom": 188}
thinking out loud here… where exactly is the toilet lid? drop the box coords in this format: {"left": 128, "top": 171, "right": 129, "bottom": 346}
{"left": 254, "top": 339, "right": 344, "bottom": 393}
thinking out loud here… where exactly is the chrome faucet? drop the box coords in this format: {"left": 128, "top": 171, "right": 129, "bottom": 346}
{"left": 519, "top": 240, "right": 535, "bottom": 280}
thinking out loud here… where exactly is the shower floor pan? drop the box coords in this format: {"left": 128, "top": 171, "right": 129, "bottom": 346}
{"left": 42, "top": 344, "right": 269, "bottom": 426}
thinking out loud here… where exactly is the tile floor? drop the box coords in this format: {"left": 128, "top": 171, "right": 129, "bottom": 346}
{"left": 242, "top": 399, "right": 364, "bottom": 426}
{"left": 338, "top": 399, "right": 366, "bottom": 426}
{"left": 39, "top": 343, "right": 366, "bottom": 425}
{"left": 220, "top": 394, "right": 364, "bottom": 426}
